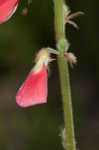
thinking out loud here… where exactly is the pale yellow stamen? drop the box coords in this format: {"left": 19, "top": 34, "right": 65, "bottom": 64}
{"left": 33, "top": 49, "right": 50, "bottom": 74}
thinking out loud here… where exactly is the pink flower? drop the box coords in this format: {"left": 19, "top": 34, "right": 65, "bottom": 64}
{"left": 16, "top": 49, "right": 50, "bottom": 108}
{"left": 16, "top": 65, "right": 48, "bottom": 108}
{"left": 0, "top": 0, "right": 19, "bottom": 24}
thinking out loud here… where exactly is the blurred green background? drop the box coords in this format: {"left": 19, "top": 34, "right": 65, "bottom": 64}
{"left": 0, "top": 0, "right": 97, "bottom": 150}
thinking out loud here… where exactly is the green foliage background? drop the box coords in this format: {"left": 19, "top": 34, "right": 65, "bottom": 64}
{"left": 0, "top": 0, "right": 97, "bottom": 150}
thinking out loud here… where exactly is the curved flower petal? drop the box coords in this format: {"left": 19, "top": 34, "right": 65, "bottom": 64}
{"left": 0, "top": 0, "right": 19, "bottom": 24}
{"left": 16, "top": 65, "right": 48, "bottom": 108}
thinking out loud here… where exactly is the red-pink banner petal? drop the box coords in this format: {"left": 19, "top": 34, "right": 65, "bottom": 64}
{"left": 16, "top": 65, "right": 48, "bottom": 108}
{"left": 0, "top": 0, "right": 19, "bottom": 24}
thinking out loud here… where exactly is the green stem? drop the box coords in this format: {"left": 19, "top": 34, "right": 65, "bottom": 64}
{"left": 53, "top": 0, "right": 76, "bottom": 150}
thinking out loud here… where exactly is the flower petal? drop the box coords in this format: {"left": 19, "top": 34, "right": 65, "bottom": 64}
{"left": 0, "top": 0, "right": 19, "bottom": 24}
{"left": 16, "top": 65, "right": 48, "bottom": 108}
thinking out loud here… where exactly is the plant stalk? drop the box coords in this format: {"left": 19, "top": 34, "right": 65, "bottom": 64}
{"left": 53, "top": 0, "right": 76, "bottom": 150}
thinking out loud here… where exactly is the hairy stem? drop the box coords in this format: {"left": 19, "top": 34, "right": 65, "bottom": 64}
{"left": 53, "top": 0, "right": 76, "bottom": 150}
